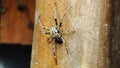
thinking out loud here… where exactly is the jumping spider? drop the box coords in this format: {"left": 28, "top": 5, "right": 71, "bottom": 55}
{"left": 38, "top": 3, "right": 75, "bottom": 65}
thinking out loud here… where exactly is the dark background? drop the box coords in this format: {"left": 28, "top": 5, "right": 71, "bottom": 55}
{"left": 0, "top": 44, "right": 32, "bottom": 68}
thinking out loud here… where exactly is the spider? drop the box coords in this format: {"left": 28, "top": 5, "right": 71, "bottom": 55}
{"left": 38, "top": 3, "right": 75, "bottom": 65}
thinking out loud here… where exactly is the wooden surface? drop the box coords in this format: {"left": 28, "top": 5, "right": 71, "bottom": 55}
{"left": 31, "top": 0, "right": 110, "bottom": 68}
{"left": 1, "top": 0, "right": 35, "bottom": 44}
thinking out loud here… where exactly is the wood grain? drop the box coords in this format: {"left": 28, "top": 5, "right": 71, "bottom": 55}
{"left": 1, "top": 0, "right": 35, "bottom": 44}
{"left": 31, "top": 0, "right": 110, "bottom": 68}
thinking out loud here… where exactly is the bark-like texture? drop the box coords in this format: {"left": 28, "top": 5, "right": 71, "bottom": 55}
{"left": 31, "top": 0, "right": 110, "bottom": 68}
{"left": 109, "top": 0, "right": 120, "bottom": 68}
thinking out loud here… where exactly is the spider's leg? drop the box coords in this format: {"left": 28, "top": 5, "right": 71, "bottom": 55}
{"left": 61, "top": 30, "right": 76, "bottom": 35}
{"left": 54, "top": 18, "right": 58, "bottom": 26}
{"left": 53, "top": 39, "right": 57, "bottom": 65}
{"left": 39, "top": 31, "right": 50, "bottom": 35}
{"left": 44, "top": 32, "right": 50, "bottom": 34}
{"left": 59, "top": 13, "right": 66, "bottom": 27}
{"left": 38, "top": 16, "right": 51, "bottom": 35}
{"left": 47, "top": 36, "right": 53, "bottom": 43}
{"left": 38, "top": 16, "right": 50, "bottom": 30}
{"left": 62, "top": 37, "right": 69, "bottom": 54}
{"left": 59, "top": 22, "right": 62, "bottom": 27}
{"left": 53, "top": 3, "right": 59, "bottom": 27}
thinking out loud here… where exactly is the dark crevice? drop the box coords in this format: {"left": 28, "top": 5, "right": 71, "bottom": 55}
{"left": 109, "top": 0, "right": 120, "bottom": 68}
{"left": 0, "top": 44, "right": 32, "bottom": 68}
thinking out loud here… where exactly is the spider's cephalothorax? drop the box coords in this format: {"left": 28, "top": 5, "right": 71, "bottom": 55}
{"left": 38, "top": 3, "right": 75, "bottom": 65}
{"left": 51, "top": 27, "right": 63, "bottom": 44}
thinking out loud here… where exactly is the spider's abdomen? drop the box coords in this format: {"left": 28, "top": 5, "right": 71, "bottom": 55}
{"left": 54, "top": 37, "right": 63, "bottom": 44}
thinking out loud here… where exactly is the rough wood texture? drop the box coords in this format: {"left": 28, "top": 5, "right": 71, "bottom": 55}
{"left": 1, "top": 0, "right": 35, "bottom": 44}
{"left": 31, "top": 0, "right": 110, "bottom": 68}
{"left": 109, "top": 0, "right": 120, "bottom": 68}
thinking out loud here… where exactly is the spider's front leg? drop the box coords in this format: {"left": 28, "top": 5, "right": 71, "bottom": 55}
{"left": 38, "top": 16, "right": 50, "bottom": 31}
{"left": 53, "top": 39, "right": 57, "bottom": 65}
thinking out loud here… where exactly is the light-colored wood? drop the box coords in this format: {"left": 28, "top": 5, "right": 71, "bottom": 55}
{"left": 31, "top": 0, "right": 110, "bottom": 68}
{"left": 1, "top": 0, "right": 35, "bottom": 44}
